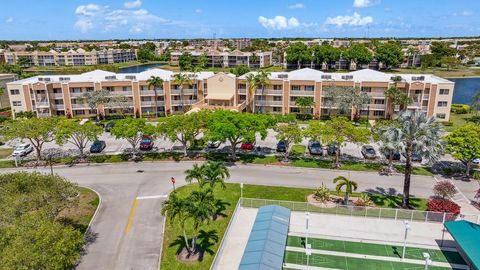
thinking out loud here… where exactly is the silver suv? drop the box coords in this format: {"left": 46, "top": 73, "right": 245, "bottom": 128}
{"left": 12, "top": 143, "right": 34, "bottom": 157}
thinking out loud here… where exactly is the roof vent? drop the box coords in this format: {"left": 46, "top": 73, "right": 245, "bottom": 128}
{"left": 277, "top": 74, "right": 288, "bottom": 79}
{"left": 321, "top": 75, "right": 332, "bottom": 80}
{"left": 59, "top": 77, "right": 70, "bottom": 82}
{"left": 125, "top": 75, "right": 136, "bottom": 80}
{"left": 341, "top": 75, "right": 353, "bottom": 80}
{"left": 412, "top": 76, "right": 425, "bottom": 81}
{"left": 38, "top": 77, "right": 51, "bottom": 82}
{"left": 105, "top": 76, "right": 117, "bottom": 80}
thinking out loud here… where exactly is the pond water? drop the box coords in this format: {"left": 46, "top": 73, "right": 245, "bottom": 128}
{"left": 450, "top": 77, "right": 480, "bottom": 104}
{"left": 118, "top": 63, "right": 164, "bottom": 73}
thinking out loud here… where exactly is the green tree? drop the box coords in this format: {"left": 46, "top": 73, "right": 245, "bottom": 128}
{"left": 158, "top": 112, "right": 206, "bottom": 156}
{"left": 431, "top": 42, "right": 456, "bottom": 58}
{"left": 295, "top": 96, "right": 315, "bottom": 119}
{"left": 185, "top": 163, "right": 205, "bottom": 186}
{"left": 1, "top": 118, "right": 57, "bottom": 161}
{"left": 344, "top": 44, "right": 373, "bottom": 65}
{"left": 323, "top": 86, "right": 370, "bottom": 120}
{"left": 161, "top": 193, "right": 191, "bottom": 252}
{"left": 16, "top": 56, "right": 31, "bottom": 67}
{"left": 375, "top": 122, "right": 403, "bottom": 172}
{"left": 179, "top": 52, "right": 193, "bottom": 71}
{"left": 333, "top": 176, "right": 358, "bottom": 205}
{"left": 82, "top": 89, "right": 111, "bottom": 121}
{"left": 440, "top": 56, "right": 460, "bottom": 71}
{"left": 172, "top": 73, "right": 193, "bottom": 112}
{"left": 0, "top": 213, "right": 84, "bottom": 270}
{"left": 246, "top": 70, "right": 270, "bottom": 113}
{"left": 274, "top": 123, "right": 304, "bottom": 161}
{"left": 55, "top": 119, "right": 103, "bottom": 157}
{"left": 199, "top": 161, "right": 230, "bottom": 189}
{"left": 379, "top": 111, "right": 444, "bottom": 208}
{"left": 146, "top": 76, "right": 165, "bottom": 117}
{"left": 205, "top": 110, "right": 274, "bottom": 159}
{"left": 196, "top": 53, "right": 208, "bottom": 69}
{"left": 472, "top": 90, "right": 480, "bottom": 112}
{"left": 311, "top": 44, "right": 341, "bottom": 67}
{"left": 286, "top": 42, "right": 312, "bottom": 69}
{"left": 303, "top": 121, "right": 324, "bottom": 143}
{"left": 319, "top": 117, "right": 370, "bottom": 168}
{"left": 375, "top": 42, "right": 404, "bottom": 69}
{"left": 110, "top": 118, "right": 156, "bottom": 157}
{"left": 385, "top": 86, "right": 412, "bottom": 119}
{"left": 230, "top": 65, "right": 250, "bottom": 77}
{"left": 445, "top": 124, "right": 480, "bottom": 176}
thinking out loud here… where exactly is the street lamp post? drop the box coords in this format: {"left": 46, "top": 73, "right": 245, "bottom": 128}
{"left": 305, "top": 212, "right": 310, "bottom": 247}
{"left": 366, "top": 105, "right": 370, "bottom": 128}
{"left": 422, "top": 252, "right": 431, "bottom": 270}
{"left": 305, "top": 212, "right": 311, "bottom": 269}
{"left": 402, "top": 220, "right": 411, "bottom": 261}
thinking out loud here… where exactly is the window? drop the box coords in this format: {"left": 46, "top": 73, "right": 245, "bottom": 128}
{"left": 239, "top": 95, "right": 246, "bottom": 101}
{"left": 437, "top": 101, "right": 448, "bottom": 107}
{"left": 374, "top": 99, "right": 385, "bottom": 104}
{"left": 86, "top": 87, "right": 94, "bottom": 92}
{"left": 290, "top": 107, "right": 300, "bottom": 113}
{"left": 238, "top": 84, "right": 246, "bottom": 90}
{"left": 361, "top": 87, "right": 371, "bottom": 93}
{"left": 291, "top": 85, "right": 300, "bottom": 91}
{"left": 122, "top": 86, "right": 131, "bottom": 92}
{"left": 360, "top": 110, "right": 369, "bottom": 115}
{"left": 290, "top": 96, "right": 298, "bottom": 102}
{"left": 436, "top": 113, "right": 446, "bottom": 119}
{"left": 439, "top": 89, "right": 449, "bottom": 95}
{"left": 373, "top": 111, "right": 385, "bottom": 117}
{"left": 273, "top": 85, "right": 282, "bottom": 90}
{"left": 10, "top": 89, "right": 20, "bottom": 95}
{"left": 140, "top": 85, "right": 148, "bottom": 91}
{"left": 305, "top": 86, "right": 314, "bottom": 91}
{"left": 273, "top": 96, "right": 282, "bottom": 101}
{"left": 12, "top": 101, "right": 22, "bottom": 106}
{"left": 273, "top": 107, "right": 282, "bottom": 112}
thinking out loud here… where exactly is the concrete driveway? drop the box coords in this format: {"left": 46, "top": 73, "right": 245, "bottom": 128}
{"left": 1, "top": 161, "right": 478, "bottom": 270}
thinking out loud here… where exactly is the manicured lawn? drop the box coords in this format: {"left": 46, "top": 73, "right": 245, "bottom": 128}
{"left": 290, "top": 145, "right": 306, "bottom": 156}
{"left": 0, "top": 147, "right": 13, "bottom": 159}
{"left": 445, "top": 112, "right": 475, "bottom": 132}
{"left": 59, "top": 186, "right": 100, "bottom": 234}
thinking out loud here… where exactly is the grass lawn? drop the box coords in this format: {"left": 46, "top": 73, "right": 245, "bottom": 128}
{"left": 290, "top": 145, "right": 306, "bottom": 156}
{"left": 444, "top": 112, "right": 475, "bottom": 132}
{"left": 0, "top": 148, "right": 13, "bottom": 159}
{"left": 59, "top": 186, "right": 100, "bottom": 234}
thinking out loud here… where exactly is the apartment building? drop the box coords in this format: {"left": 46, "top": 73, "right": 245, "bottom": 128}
{"left": 170, "top": 50, "right": 272, "bottom": 68}
{"left": 6, "top": 68, "right": 454, "bottom": 121}
{"left": 3, "top": 48, "right": 137, "bottom": 67}
{"left": 0, "top": 73, "right": 17, "bottom": 108}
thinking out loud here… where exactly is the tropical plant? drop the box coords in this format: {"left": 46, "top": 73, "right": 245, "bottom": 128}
{"left": 110, "top": 118, "right": 156, "bottom": 158}
{"left": 184, "top": 163, "right": 204, "bottom": 186}
{"left": 375, "top": 42, "right": 404, "bottom": 69}
{"left": 55, "top": 120, "right": 103, "bottom": 157}
{"left": 295, "top": 96, "right": 315, "bottom": 119}
{"left": 161, "top": 193, "right": 191, "bottom": 253}
{"left": 246, "top": 71, "right": 270, "bottom": 113}
{"left": 375, "top": 121, "right": 403, "bottom": 172}
{"left": 172, "top": 73, "right": 193, "bottom": 112}
{"left": 274, "top": 123, "right": 304, "bottom": 161}
{"left": 322, "top": 86, "right": 370, "bottom": 119}
{"left": 354, "top": 193, "right": 374, "bottom": 207}
{"left": 200, "top": 161, "right": 230, "bottom": 189}
{"left": 445, "top": 124, "right": 480, "bottom": 176}
{"left": 433, "top": 180, "right": 457, "bottom": 199}
{"left": 385, "top": 87, "right": 411, "bottom": 119}
{"left": 426, "top": 199, "right": 460, "bottom": 220}
{"left": 379, "top": 110, "right": 445, "bottom": 208}
{"left": 82, "top": 89, "right": 111, "bottom": 121}
{"left": 146, "top": 76, "right": 164, "bottom": 117}
{"left": 333, "top": 176, "right": 358, "bottom": 205}
{"left": 314, "top": 183, "right": 330, "bottom": 203}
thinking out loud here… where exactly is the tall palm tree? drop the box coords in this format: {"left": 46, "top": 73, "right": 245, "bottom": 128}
{"left": 187, "top": 188, "right": 216, "bottom": 253}
{"left": 245, "top": 73, "right": 259, "bottom": 113}
{"left": 256, "top": 70, "right": 271, "bottom": 114}
{"left": 385, "top": 86, "right": 411, "bottom": 119}
{"left": 146, "top": 76, "right": 164, "bottom": 117}
{"left": 200, "top": 161, "right": 230, "bottom": 189}
{"left": 172, "top": 73, "right": 193, "bottom": 113}
{"left": 161, "top": 193, "right": 191, "bottom": 252}
{"left": 333, "top": 176, "right": 358, "bottom": 205}
{"left": 185, "top": 163, "right": 204, "bottom": 186}
{"left": 380, "top": 111, "right": 444, "bottom": 208}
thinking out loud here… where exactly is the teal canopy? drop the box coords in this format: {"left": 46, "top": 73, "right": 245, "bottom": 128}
{"left": 239, "top": 205, "right": 291, "bottom": 270}
{"left": 444, "top": 220, "right": 480, "bottom": 270}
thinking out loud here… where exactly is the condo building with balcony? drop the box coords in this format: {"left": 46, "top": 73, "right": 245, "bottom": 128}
{"left": 170, "top": 50, "right": 272, "bottom": 68}
{"left": 6, "top": 68, "right": 454, "bottom": 121}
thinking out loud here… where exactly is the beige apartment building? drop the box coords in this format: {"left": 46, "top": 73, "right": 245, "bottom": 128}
{"left": 170, "top": 50, "right": 272, "bottom": 68}
{"left": 3, "top": 48, "right": 137, "bottom": 67}
{"left": 6, "top": 68, "right": 454, "bottom": 121}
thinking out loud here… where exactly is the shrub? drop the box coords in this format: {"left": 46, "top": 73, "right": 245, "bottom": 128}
{"left": 88, "top": 155, "right": 107, "bottom": 163}
{"left": 354, "top": 193, "right": 374, "bottom": 207}
{"left": 427, "top": 199, "right": 460, "bottom": 220}
{"left": 107, "top": 155, "right": 123, "bottom": 162}
{"left": 473, "top": 170, "right": 480, "bottom": 180}
{"left": 433, "top": 180, "right": 457, "bottom": 199}
{"left": 441, "top": 121, "right": 453, "bottom": 126}
{"left": 451, "top": 104, "right": 471, "bottom": 114}
{"left": 314, "top": 183, "right": 330, "bottom": 203}
{"left": 466, "top": 115, "right": 480, "bottom": 125}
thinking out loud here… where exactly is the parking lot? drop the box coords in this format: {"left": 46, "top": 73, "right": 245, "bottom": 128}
{"left": 2, "top": 127, "right": 457, "bottom": 164}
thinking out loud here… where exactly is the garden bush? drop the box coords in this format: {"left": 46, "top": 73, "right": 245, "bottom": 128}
{"left": 451, "top": 104, "right": 471, "bottom": 114}
{"left": 427, "top": 199, "right": 460, "bottom": 220}
{"left": 433, "top": 180, "right": 457, "bottom": 199}
{"left": 314, "top": 183, "right": 330, "bottom": 203}
{"left": 88, "top": 155, "right": 107, "bottom": 163}
{"left": 441, "top": 121, "right": 453, "bottom": 126}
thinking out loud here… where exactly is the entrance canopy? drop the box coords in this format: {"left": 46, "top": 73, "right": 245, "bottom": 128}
{"left": 444, "top": 220, "right": 480, "bottom": 270}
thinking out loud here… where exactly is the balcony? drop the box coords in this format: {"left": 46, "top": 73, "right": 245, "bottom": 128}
{"left": 368, "top": 91, "right": 386, "bottom": 98}
{"left": 367, "top": 104, "right": 386, "bottom": 110}
{"left": 255, "top": 100, "right": 283, "bottom": 106}
{"left": 422, "top": 94, "right": 430, "bottom": 100}
{"left": 421, "top": 106, "right": 429, "bottom": 111}
{"left": 289, "top": 90, "right": 314, "bottom": 96}
{"left": 408, "top": 102, "right": 421, "bottom": 108}
{"left": 141, "top": 101, "right": 165, "bottom": 107}
{"left": 54, "top": 104, "right": 65, "bottom": 110}
{"left": 108, "top": 91, "right": 132, "bottom": 96}
{"left": 256, "top": 89, "right": 283, "bottom": 95}
{"left": 69, "top": 92, "right": 85, "bottom": 97}
{"left": 238, "top": 88, "right": 246, "bottom": 94}
{"left": 171, "top": 99, "right": 197, "bottom": 105}
{"left": 52, "top": 93, "right": 63, "bottom": 99}
{"left": 171, "top": 88, "right": 196, "bottom": 95}
{"left": 140, "top": 90, "right": 164, "bottom": 96}
{"left": 35, "top": 101, "right": 50, "bottom": 108}
{"left": 71, "top": 103, "right": 89, "bottom": 109}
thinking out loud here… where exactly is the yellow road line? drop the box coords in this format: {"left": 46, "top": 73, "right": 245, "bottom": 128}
{"left": 124, "top": 198, "right": 139, "bottom": 235}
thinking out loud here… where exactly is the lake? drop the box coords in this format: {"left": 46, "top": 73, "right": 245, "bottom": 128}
{"left": 450, "top": 77, "right": 480, "bottom": 105}
{"left": 118, "top": 63, "right": 164, "bottom": 73}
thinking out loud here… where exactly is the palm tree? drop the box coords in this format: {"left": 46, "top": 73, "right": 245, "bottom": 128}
{"left": 146, "top": 76, "right": 164, "bottom": 117}
{"left": 187, "top": 188, "right": 216, "bottom": 254}
{"left": 161, "top": 193, "right": 191, "bottom": 252}
{"left": 333, "top": 176, "right": 358, "bottom": 205}
{"left": 172, "top": 73, "right": 193, "bottom": 113}
{"left": 201, "top": 161, "right": 230, "bottom": 189}
{"left": 185, "top": 163, "right": 204, "bottom": 186}
{"left": 256, "top": 70, "right": 271, "bottom": 114}
{"left": 246, "top": 73, "right": 259, "bottom": 113}
{"left": 385, "top": 86, "right": 411, "bottom": 119}
{"left": 380, "top": 111, "right": 444, "bottom": 208}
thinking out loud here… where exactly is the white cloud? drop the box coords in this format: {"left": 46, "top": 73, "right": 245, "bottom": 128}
{"left": 124, "top": 0, "right": 142, "bottom": 9}
{"left": 462, "top": 10, "right": 473, "bottom": 16}
{"left": 325, "top": 12, "right": 373, "bottom": 27}
{"left": 289, "top": 3, "right": 305, "bottom": 9}
{"left": 195, "top": 9, "right": 202, "bottom": 13}
{"left": 258, "top": 16, "right": 300, "bottom": 30}
{"left": 74, "top": 3, "right": 173, "bottom": 34}
{"left": 353, "top": 0, "right": 379, "bottom": 8}
{"left": 5, "top": 17, "right": 13, "bottom": 23}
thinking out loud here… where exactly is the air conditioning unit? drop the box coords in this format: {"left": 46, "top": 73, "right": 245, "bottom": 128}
{"left": 125, "top": 75, "right": 136, "bottom": 80}
{"left": 321, "top": 75, "right": 332, "bottom": 80}
{"left": 277, "top": 74, "right": 288, "bottom": 79}
{"left": 105, "top": 76, "right": 117, "bottom": 80}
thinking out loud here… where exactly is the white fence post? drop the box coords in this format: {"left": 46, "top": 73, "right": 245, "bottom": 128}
{"left": 442, "top": 213, "right": 446, "bottom": 224}
{"left": 410, "top": 210, "right": 414, "bottom": 222}
{"left": 395, "top": 209, "right": 398, "bottom": 222}
{"left": 379, "top": 208, "right": 382, "bottom": 219}
{"left": 425, "top": 211, "right": 428, "bottom": 222}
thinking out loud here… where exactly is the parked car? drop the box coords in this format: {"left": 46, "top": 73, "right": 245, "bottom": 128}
{"left": 207, "top": 141, "right": 221, "bottom": 149}
{"left": 384, "top": 151, "right": 401, "bottom": 161}
{"left": 276, "top": 140, "right": 287, "bottom": 152}
{"left": 308, "top": 142, "right": 323, "bottom": 155}
{"left": 90, "top": 140, "right": 106, "bottom": 153}
{"left": 402, "top": 152, "right": 423, "bottom": 162}
{"left": 241, "top": 142, "right": 255, "bottom": 151}
{"left": 104, "top": 121, "right": 115, "bottom": 132}
{"left": 139, "top": 136, "right": 154, "bottom": 151}
{"left": 361, "top": 145, "right": 377, "bottom": 159}
{"left": 12, "top": 143, "right": 34, "bottom": 157}
{"left": 326, "top": 144, "right": 338, "bottom": 156}
{"left": 472, "top": 158, "right": 480, "bottom": 168}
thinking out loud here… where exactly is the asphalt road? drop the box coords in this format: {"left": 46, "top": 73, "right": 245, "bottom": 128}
{"left": 1, "top": 161, "right": 478, "bottom": 270}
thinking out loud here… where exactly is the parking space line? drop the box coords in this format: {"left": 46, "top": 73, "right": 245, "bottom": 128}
{"left": 124, "top": 198, "right": 138, "bottom": 235}
{"left": 136, "top": 195, "right": 168, "bottom": 200}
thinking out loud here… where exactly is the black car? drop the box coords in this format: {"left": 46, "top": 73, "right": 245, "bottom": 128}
{"left": 385, "top": 151, "right": 401, "bottom": 161}
{"left": 327, "top": 144, "right": 338, "bottom": 156}
{"left": 402, "top": 152, "right": 423, "bottom": 162}
{"left": 308, "top": 142, "right": 323, "bottom": 155}
{"left": 104, "top": 121, "right": 115, "bottom": 132}
{"left": 276, "top": 140, "right": 287, "bottom": 152}
{"left": 361, "top": 145, "right": 377, "bottom": 159}
{"left": 94, "top": 121, "right": 105, "bottom": 128}
{"left": 90, "top": 140, "right": 106, "bottom": 153}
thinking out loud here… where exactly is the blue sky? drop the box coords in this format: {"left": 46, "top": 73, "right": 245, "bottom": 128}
{"left": 0, "top": 0, "right": 478, "bottom": 40}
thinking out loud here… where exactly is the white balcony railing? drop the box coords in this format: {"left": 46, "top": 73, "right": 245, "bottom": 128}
{"left": 140, "top": 90, "right": 164, "bottom": 96}
{"left": 35, "top": 101, "right": 50, "bottom": 107}
{"left": 171, "top": 89, "right": 196, "bottom": 95}
{"left": 71, "top": 103, "right": 89, "bottom": 109}
{"left": 69, "top": 92, "right": 85, "bottom": 97}
{"left": 255, "top": 100, "right": 283, "bottom": 106}
{"left": 52, "top": 93, "right": 63, "bottom": 99}
{"left": 256, "top": 89, "right": 283, "bottom": 95}
{"left": 109, "top": 91, "right": 132, "bottom": 96}
{"left": 141, "top": 101, "right": 165, "bottom": 107}
{"left": 171, "top": 99, "right": 196, "bottom": 105}
{"left": 289, "top": 90, "right": 314, "bottom": 96}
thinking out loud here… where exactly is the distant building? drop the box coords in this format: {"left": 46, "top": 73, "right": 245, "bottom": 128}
{"left": 3, "top": 48, "right": 137, "bottom": 67}
{"left": 170, "top": 50, "right": 272, "bottom": 68}
{"left": 0, "top": 73, "right": 18, "bottom": 108}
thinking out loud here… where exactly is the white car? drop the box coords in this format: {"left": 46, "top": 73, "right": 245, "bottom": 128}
{"left": 12, "top": 143, "right": 34, "bottom": 157}
{"left": 472, "top": 158, "right": 480, "bottom": 168}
